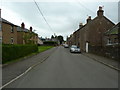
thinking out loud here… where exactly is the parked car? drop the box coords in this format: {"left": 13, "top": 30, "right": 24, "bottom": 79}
{"left": 64, "top": 44, "right": 69, "bottom": 48}
{"left": 70, "top": 45, "right": 81, "bottom": 53}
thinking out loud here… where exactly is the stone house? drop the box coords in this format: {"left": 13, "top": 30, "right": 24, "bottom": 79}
{"left": 104, "top": 22, "right": 119, "bottom": 46}
{"left": 78, "top": 6, "right": 115, "bottom": 52}
{"left": 1, "top": 18, "right": 18, "bottom": 44}
{"left": 0, "top": 18, "right": 38, "bottom": 45}
{"left": 67, "top": 34, "right": 74, "bottom": 46}
{"left": 17, "top": 23, "right": 38, "bottom": 44}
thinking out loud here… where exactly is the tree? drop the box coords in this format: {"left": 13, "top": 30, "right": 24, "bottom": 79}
{"left": 58, "top": 35, "right": 64, "bottom": 44}
{"left": 23, "top": 32, "right": 36, "bottom": 44}
{"left": 51, "top": 35, "right": 54, "bottom": 39}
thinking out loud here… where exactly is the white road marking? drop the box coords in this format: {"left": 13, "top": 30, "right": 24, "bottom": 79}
{"left": 0, "top": 56, "right": 50, "bottom": 89}
{"left": 0, "top": 67, "right": 32, "bottom": 89}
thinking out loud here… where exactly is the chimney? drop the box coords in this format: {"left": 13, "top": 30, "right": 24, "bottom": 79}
{"left": 30, "top": 26, "right": 32, "bottom": 32}
{"left": 87, "top": 16, "right": 91, "bottom": 23}
{"left": 79, "top": 23, "right": 83, "bottom": 29}
{"left": 97, "top": 6, "right": 104, "bottom": 17}
{"left": 21, "top": 22, "right": 25, "bottom": 29}
{"left": 0, "top": 9, "right": 1, "bottom": 18}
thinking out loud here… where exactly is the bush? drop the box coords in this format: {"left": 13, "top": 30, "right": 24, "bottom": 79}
{"left": 43, "top": 41, "right": 58, "bottom": 46}
{"left": 2, "top": 44, "right": 38, "bottom": 64}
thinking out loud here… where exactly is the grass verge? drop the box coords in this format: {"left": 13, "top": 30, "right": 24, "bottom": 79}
{"left": 38, "top": 46, "right": 54, "bottom": 53}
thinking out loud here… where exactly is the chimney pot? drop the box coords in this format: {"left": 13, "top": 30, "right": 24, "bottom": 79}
{"left": 97, "top": 6, "right": 104, "bottom": 17}
{"left": 21, "top": 22, "right": 25, "bottom": 29}
{"left": 79, "top": 23, "right": 83, "bottom": 29}
{"left": 87, "top": 16, "right": 91, "bottom": 23}
{"left": 99, "top": 6, "right": 102, "bottom": 10}
{"left": 30, "top": 26, "right": 32, "bottom": 32}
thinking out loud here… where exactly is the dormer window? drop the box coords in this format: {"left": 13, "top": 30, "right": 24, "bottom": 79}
{"left": 11, "top": 26, "right": 14, "bottom": 33}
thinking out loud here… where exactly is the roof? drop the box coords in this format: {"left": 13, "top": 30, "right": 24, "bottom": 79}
{"left": 75, "top": 15, "right": 115, "bottom": 33}
{"left": 17, "top": 26, "right": 29, "bottom": 32}
{"left": 1, "top": 18, "right": 16, "bottom": 26}
{"left": 105, "top": 22, "right": 119, "bottom": 35}
{"left": 1, "top": 18, "right": 34, "bottom": 33}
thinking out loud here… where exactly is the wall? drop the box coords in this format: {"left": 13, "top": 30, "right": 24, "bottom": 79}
{"left": 79, "top": 16, "right": 114, "bottom": 52}
{"left": 2, "top": 23, "right": 17, "bottom": 44}
{"left": 88, "top": 44, "right": 120, "bottom": 61}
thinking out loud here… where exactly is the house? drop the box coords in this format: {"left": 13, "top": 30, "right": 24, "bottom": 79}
{"left": 1, "top": 18, "right": 18, "bottom": 44}
{"left": 104, "top": 22, "right": 119, "bottom": 46}
{"left": 67, "top": 34, "right": 74, "bottom": 46}
{"left": 67, "top": 23, "right": 83, "bottom": 46}
{"left": 1, "top": 18, "right": 38, "bottom": 44}
{"left": 78, "top": 6, "right": 115, "bottom": 52}
{"left": 38, "top": 38, "right": 43, "bottom": 45}
{"left": 17, "top": 22, "right": 38, "bottom": 44}
{"left": 0, "top": 8, "right": 38, "bottom": 44}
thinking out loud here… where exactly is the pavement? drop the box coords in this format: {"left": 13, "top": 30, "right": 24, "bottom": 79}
{"left": 3, "top": 46, "right": 118, "bottom": 88}
{"left": 2, "top": 46, "right": 58, "bottom": 85}
{"left": 83, "top": 53, "right": 120, "bottom": 71}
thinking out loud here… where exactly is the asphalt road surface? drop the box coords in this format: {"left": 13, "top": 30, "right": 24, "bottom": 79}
{"left": 5, "top": 46, "right": 118, "bottom": 88}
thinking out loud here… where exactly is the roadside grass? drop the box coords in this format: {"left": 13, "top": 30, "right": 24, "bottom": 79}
{"left": 38, "top": 46, "right": 54, "bottom": 53}
{"left": 3, "top": 46, "right": 54, "bottom": 65}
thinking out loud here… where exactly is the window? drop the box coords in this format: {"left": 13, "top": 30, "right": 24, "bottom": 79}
{"left": 11, "top": 37, "right": 14, "bottom": 44}
{"left": 114, "top": 38, "right": 118, "bottom": 44}
{"left": 11, "top": 26, "right": 14, "bottom": 33}
{"left": 107, "top": 38, "right": 112, "bottom": 45}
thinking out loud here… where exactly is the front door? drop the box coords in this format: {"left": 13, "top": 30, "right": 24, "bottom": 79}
{"left": 86, "top": 42, "right": 88, "bottom": 53}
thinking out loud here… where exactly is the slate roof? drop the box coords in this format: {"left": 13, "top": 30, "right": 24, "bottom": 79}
{"left": 76, "top": 16, "right": 115, "bottom": 32}
{"left": 1, "top": 18, "right": 29, "bottom": 32}
{"left": 17, "top": 26, "right": 29, "bottom": 32}
{"left": 1, "top": 18, "right": 15, "bottom": 26}
{"left": 105, "top": 22, "right": 119, "bottom": 35}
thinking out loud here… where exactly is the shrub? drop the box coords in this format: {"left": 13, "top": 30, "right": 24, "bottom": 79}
{"left": 2, "top": 44, "right": 38, "bottom": 64}
{"left": 43, "top": 41, "right": 58, "bottom": 46}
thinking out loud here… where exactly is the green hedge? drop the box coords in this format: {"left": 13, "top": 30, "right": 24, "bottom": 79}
{"left": 43, "top": 41, "right": 58, "bottom": 46}
{"left": 2, "top": 44, "right": 38, "bottom": 64}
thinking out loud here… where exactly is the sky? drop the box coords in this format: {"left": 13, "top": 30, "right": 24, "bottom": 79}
{"left": 0, "top": 0, "right": 119, "bottom": 40}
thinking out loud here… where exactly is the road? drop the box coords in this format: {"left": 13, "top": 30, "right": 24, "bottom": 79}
{"left": 5, "top": 46, "right": 118, "bottom": 88}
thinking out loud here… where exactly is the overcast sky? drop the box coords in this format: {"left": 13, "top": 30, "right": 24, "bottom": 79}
{"left": 0, "top": 0, "right": 119, "bottom": 40}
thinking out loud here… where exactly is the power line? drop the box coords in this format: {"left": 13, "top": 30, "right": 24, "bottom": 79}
{"left": 75, "top": 0, "right": 95, "bottom": 15}
{"left": 33, "top": 0, "right": 54, "bottom": 33}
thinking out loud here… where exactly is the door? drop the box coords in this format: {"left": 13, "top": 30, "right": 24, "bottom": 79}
{"left": 86, "top": 42, "right": 88, "bottom": 53}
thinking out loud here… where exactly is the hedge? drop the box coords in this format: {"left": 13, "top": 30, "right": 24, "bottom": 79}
{"left": 2, "top": 44, "right": 38, "bottom": 64}
{"left": 43, "top": 41, "right": 58, "bottom": 46}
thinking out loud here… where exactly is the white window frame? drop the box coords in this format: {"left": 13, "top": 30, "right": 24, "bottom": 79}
{"left": 11, "top": 26, "right": 14, "bottom": 33}
{"left": 11, "top": 37, "right": 14, "bottom": 44}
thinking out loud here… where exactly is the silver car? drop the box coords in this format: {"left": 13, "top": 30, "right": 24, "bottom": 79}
{"left": 70, "top": 45, "right": 81, "bottom": 53}
{"left": 64, "top": 44, "right": 69, "bottom": 48}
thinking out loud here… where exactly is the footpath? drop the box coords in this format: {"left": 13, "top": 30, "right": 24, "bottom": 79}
{"left": 2, "top": 47, "right": 57, "bottom": 86}
{"left": 83, "top": 53, "right": 120, "bottom": 71}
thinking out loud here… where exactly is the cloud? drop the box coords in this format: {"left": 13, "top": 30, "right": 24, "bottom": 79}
{"left": 1, "top": 1, "right": 119, "bottom": 40}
